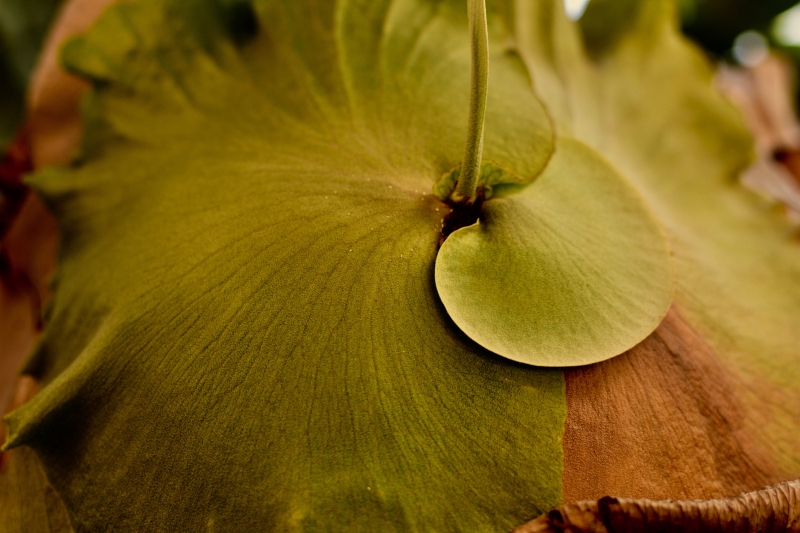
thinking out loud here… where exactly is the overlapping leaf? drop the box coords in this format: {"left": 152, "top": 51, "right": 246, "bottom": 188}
{"left": 436, "top": 138, "right": 672, "bottom": 367}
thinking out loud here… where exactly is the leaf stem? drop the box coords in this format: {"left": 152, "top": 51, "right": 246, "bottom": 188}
{"left": 453, "top": 0, "right": 489, "bottom": 204}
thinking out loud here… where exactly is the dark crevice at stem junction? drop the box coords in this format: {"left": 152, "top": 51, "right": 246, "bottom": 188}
{"left": 435, "top": 0, "right": 489, "bottom": 245}
{"left": 438, "top": 189, "right": 485, "bottom": 247}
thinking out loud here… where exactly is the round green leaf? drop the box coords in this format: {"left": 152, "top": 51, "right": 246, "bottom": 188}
{"left": 435, "top": 137, "right": 673, "bottom": 367}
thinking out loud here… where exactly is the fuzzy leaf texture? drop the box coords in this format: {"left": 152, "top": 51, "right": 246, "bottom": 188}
{"left": 8, "top": 0, "right": 566, "bottom": 531}
{"left": 5, "top": 0, "right": 800, "bottom": 532}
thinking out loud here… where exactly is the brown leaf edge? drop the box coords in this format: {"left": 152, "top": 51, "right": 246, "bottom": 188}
{"left": 513, "top": 478, "right": 800, "bottom": 533}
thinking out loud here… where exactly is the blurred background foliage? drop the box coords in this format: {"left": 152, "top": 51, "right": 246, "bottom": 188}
{"left": 680, "top": 0, "right": 800, "bottom": 60}
{"left": 0, "top": 0, "right": 799, "bottom": 151}
{"left": 0, "top": 0, "right": 62, "bottom": 149}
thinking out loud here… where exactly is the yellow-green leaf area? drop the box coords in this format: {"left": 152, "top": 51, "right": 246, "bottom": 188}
{"left": 3, "top": 0, "right": 566, "bottom": 531}
{"left": 436, "top": 138, "right": 673, "bottom": 367}
{"left": 0, "top": 447, "right": 73, "bottom": 533}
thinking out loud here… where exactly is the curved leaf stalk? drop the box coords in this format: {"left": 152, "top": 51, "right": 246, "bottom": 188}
{"left": 452, "top": 0, "right": 489, "bottom": 204}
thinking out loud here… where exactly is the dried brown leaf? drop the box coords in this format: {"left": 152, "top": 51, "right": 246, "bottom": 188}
{"left": 514, "top": 479, "right": 800, "bottom": 533}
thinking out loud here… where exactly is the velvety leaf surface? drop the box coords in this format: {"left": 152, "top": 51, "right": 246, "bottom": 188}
{"left": 436, "top": 138, "right": 672, "bottom": 367}
{"left": 512, "top": 0, "right": 800, "bottom": 477}
{"left": 0, "top": 378, "right": 71, "bottom": 533}
{"left": 0, "top": 446, "right": 73, "bottom": 533}
{"left": 5, "top": 0, "right": 566, "bottom": 531}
